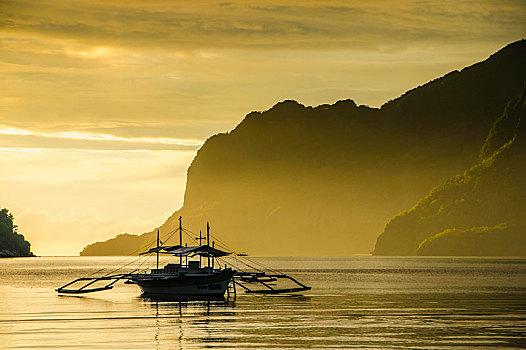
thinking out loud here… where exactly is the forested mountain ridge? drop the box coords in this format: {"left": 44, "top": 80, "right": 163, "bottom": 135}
{"left": 81, "top": 40, "right": 526, "bottom": 256}
{"left": 373, "top": 86, "right": 526, "bottom": 256}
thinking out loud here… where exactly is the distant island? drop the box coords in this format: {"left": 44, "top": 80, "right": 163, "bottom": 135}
{"left": 0, "top": 208, "right": 34, "bottom": 257}
{"left": 81, "top": 39, "right": 526, "bottom": 257}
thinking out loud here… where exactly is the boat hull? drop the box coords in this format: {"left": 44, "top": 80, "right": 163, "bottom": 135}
{"left": 130, "top": 269, "right": 236, "bottom": 297}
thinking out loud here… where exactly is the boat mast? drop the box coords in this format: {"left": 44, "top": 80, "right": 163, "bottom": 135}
{"left": 199, "top": 230, "right": 203, "bottom": 267}
{"left": 179, "top": 216, "right": 183, "bottom": 265}
{"left": 207, "top": 222, "right": 210, "bottom": 271}
{"left": 156, "top": 228, "right": 159, "bottom": 270}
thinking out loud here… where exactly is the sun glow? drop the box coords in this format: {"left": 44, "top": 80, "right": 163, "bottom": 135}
{"left": 70, "top": 46, "right": 114, "bottom": 58}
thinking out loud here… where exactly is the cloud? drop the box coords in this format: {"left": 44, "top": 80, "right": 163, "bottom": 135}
{"left": 0, "top": 147, "right": 195, "bottom": 185}
{"left": 0, "top": 119, "right": 232, "bottom": 143}
{"left": 2, "top": 0, "right": 525, "bottom": 51}
{"left": 0, "top": 124, "right": 203, "bottom": 150}
{"left": 15, "top": 207, "right": 173, "bottom": 256}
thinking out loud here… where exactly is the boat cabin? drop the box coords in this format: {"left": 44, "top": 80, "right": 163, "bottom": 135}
{"left": 150, "top": 261, "right": 215, "bottom": 275}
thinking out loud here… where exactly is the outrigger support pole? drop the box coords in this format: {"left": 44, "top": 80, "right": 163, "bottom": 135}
{"left": 56, "top": 274, "right": 131, "bottom": 294}
{"left": 233, "top": 272, "right": 311, "bottom": 294}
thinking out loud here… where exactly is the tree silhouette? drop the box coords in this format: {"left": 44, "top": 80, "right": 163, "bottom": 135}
{"left": 0, "top": 208, "right": 34, "bottom": 257}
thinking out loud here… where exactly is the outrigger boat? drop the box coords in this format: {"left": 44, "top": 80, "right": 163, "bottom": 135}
{"left": 56, "top": 217, "right": 311, "bottom": 298}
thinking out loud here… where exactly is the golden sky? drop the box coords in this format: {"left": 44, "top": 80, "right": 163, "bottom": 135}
{"left": 1, "top": 0, "right": 525, "bottom": 255}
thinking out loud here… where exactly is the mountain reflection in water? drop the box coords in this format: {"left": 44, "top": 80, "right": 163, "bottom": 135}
{"left": 0, "top": 256, "right": 525, "bottom": 349}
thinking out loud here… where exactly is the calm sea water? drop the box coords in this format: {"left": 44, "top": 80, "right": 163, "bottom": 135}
{"left": 0, "top": 256, "right": 525, "bottom": 349}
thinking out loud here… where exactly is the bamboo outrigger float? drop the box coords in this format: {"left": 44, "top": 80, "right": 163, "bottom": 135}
{"left": 56, "top": 218, "right": 311, "bottom": 298}
{"left": 235, "top": 272, "right": 310, "bottom": 294}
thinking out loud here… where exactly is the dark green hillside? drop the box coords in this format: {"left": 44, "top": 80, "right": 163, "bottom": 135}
{"left": 0, "top": 208, "right": 34, "bottom": 257}
{"left": 373, "top": 87, "right": 526, "bottom": 256}
{"left": 81, "top": 40, "right": 526, "bottom": 256}
{"left": 416, "top": 225, "right": 524, "bottom": 256}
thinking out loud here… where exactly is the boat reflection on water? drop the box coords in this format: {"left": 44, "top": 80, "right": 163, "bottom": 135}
{"left": 139, "top": 291, "right": 311, "bottom": 307}
{"left": 140, "top": 295, "right": 236, "bottom": 349}
{"left": 140, "top": 294, "right": 236, "bottom": 309}
{"left": 141, "top": 295, "right": 231, "bottom": 303}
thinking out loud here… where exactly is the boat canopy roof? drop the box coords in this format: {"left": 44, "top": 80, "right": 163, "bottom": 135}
{"left": 139, "top": 244, "right": 230, "bottom": 257}
{"left": 139, "top": 245, "right": 182, "bottom": 255}
{"left": 169, "top": 245, "right": 231, "bottom": 257}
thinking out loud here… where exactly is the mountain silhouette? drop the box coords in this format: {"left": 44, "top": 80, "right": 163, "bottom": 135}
{"left": 81, "top": 40, "right": 526, "bottom": 256}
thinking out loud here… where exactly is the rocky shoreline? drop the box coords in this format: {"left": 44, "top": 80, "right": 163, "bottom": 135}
{"left": 0, "top": 248, "right": 35, "bottom": 258}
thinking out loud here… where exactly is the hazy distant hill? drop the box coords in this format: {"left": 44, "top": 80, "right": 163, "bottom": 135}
{"left": 81, "top": 40, "right": 526, "bottom": 256}
{"left": 373, "top": 87, "right": 526, "bottom": 256}
{"left": 0, "top": 208, "right": 34, "bottom": 257}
